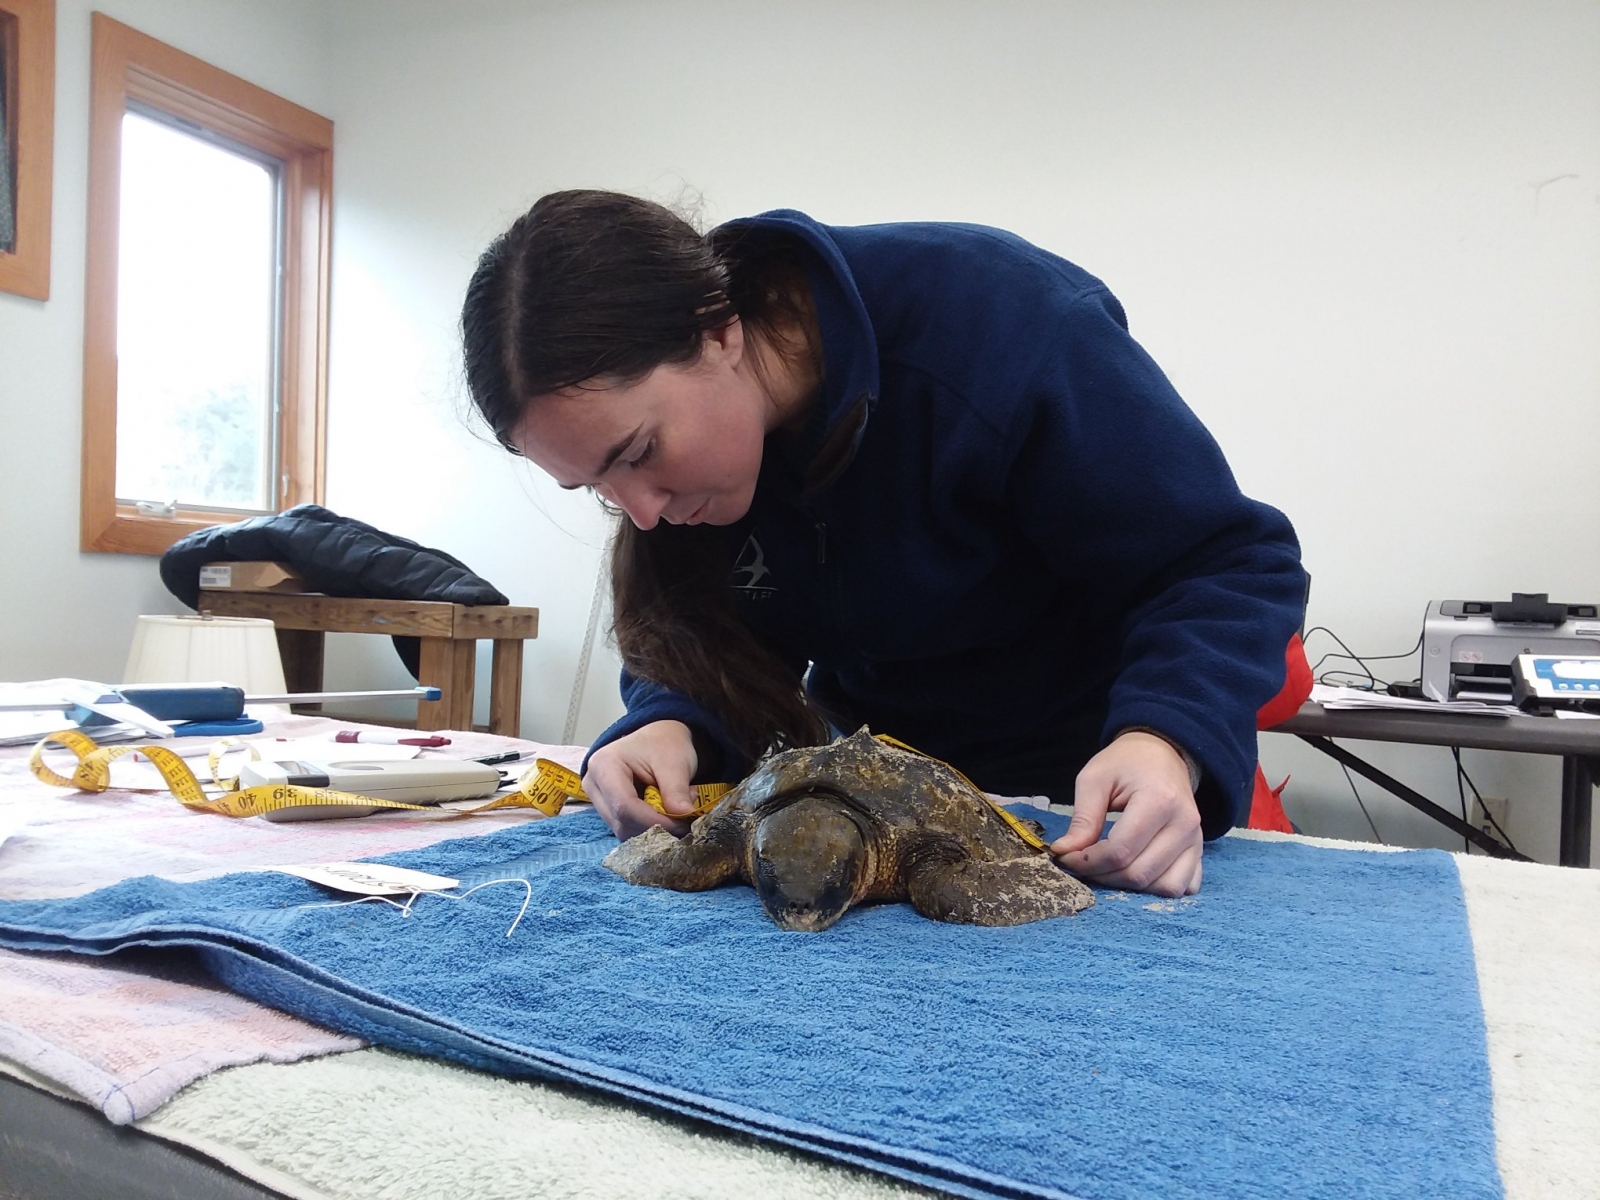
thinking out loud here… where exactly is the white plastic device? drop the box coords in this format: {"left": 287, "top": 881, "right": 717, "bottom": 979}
{"left": 237, "top": 758, "right": 503, "bottom": 822}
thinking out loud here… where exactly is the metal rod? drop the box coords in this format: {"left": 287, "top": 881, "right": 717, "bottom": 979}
{"left": 1295, "top": 734, "right": 1531, "bottom": 861}
{"left": 244, "top": 686, "right": 441, "bottom": 704}
{"left": 3, "top": 686, "right": 441, "bottom": 713}
{"left": 1558, "top": 756, "right": 1596, "bottom": 869}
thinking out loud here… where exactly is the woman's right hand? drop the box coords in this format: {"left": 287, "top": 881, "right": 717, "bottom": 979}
{"left": 581, "top": 720, "right": 701, "bottom": 841}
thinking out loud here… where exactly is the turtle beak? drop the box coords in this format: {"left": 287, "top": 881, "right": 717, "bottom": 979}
{"left": 764, "top": 887, "right": 855, "bottom": 933}
{"left": 751, "top": 795, "right": 868, "bottom": 932}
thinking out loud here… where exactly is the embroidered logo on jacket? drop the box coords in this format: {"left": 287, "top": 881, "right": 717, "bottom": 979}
{"left": 731, "top": 535, "right": 776, "bottom": 599}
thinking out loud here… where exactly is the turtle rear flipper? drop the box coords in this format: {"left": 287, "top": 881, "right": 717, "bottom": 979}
{"left": 603, "top": 824, "right": 741, "bottom": 892}
{"left": 905, "top": 852, "right": 1094, "bottom": 926}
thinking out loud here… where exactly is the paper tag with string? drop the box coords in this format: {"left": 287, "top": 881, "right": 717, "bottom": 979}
{"left": 272, "top": 863, "right": 461, "bottom": 896}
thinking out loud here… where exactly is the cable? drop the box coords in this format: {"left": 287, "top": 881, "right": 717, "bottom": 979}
{"left": 1305, "top": 601, "right": 1433, "bottom": 694}
{"left": 1316, "top": 669, "right": 1388, "bottom": 691}
{"left": 1339, "top": 764, "right": 1385, "bottom": 844}
{"left": 1309, "top": 609, "right": 1531, "bottom": 852}
{"left": 1304, "top": 623, "right": 1425, "bottom": 690}
{"left": 1451, "top": 747, "right": 1523, "bottom": 857}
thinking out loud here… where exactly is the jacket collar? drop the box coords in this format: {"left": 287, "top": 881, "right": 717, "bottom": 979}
{"left": 713, "top": 209, "right": 878, "bottom": 497}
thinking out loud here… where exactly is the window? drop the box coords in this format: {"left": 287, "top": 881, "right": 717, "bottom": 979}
{"left": 81, "top": 14, "right": 333, "bottom": 555}
{"left": 0, "top": 0, "right": 53, "bottom": 300}
{"left": 116, "top": 109, "right": 279, "bottom": 512}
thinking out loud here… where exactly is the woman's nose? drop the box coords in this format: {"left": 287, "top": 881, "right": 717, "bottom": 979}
{"left": 598, "top": 478, "right": 670, "bottom": 530}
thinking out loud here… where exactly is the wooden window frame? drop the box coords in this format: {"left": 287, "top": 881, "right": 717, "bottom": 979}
{"left": 0, "top": 0, "right": 54, "bottom": 300}
{"left": 81, "top": 13, "right": 333, "bottom": 555}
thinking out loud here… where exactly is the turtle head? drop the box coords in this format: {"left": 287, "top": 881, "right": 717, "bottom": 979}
{"left": 751, "top": 793, "right": 868, "bottom": 932}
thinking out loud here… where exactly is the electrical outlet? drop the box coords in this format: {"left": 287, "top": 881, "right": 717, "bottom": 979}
{"left": 1474, "top": 796, "right": 1511, "bottom": 839}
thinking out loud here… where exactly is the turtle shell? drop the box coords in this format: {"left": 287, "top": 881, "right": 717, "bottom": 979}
{"left": 604, "top": 727, "right": 1095, "bottom": 930}
{"left": 716, "top": 727, "right": 1041, "bottom": 860}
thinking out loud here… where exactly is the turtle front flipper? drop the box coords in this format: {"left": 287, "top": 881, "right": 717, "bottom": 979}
{"left": 603, "top": 823, "right": 742, "bottom": 892}
{"left": 904, "top": 851, "right": 1095, "bottom": 926}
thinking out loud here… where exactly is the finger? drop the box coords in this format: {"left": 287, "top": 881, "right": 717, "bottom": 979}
{"left": 1057, "top": 786, "right": 1170, "bottom": 872}
{"left": 1064, "top": 819, "right": 1197, "bottom": 894}
{"left": 1057, "top": 782, "right": 1171, "bottom": 877}
{"left": 1106, "top": 838, "right": 1200, "bottom": 898}
{"left": 624, "top": 801, "right": 690, "bottom": 841}
{"left": 1137, "top": 843, "right": 1202, "bottom": 899}
{"left": 580, "top": 758, "right": 630, "bottom": 829}
{"left": 629, "top": 721, "right": 698, "bottom": 816}
{"left": 652, "top": 774, "right": 699, "bottom": 817}
{"left": 1050, "top": 770, "right": 1113, "bottom": 855}
{"left": 612, "top": 792, "right": 690, "bottom": 841}
{"left": 583, "top": 761, "right": 688, "bottom": 840}
{"left": 1060, "top": 778, "right": 1201, "bottom": 880}
{"left": 1186, "top": 857, "right": 1203, "bottom": 896}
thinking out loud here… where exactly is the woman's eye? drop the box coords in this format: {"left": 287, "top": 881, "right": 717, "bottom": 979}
{"left": 625, "top": 440, "right": 656, "bottom": 469}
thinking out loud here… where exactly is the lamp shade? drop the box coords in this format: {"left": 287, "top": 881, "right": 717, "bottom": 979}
{"left": 122, "top": 615, "right": 288, "bottom": 697}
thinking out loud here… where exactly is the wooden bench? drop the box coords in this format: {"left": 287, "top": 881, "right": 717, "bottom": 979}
{"left": 196, "top": 590, "right": 539, "bottom": 735}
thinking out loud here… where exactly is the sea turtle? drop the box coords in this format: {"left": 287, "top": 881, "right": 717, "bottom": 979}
{"left": 603, "top": 727, "right": 1095, "bottom": 931}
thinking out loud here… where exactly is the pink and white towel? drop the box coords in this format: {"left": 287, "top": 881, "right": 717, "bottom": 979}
{"left": 0, "top": 711, "right": 587, "bottom": 1122}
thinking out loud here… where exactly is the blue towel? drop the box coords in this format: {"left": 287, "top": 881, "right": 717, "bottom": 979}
{"left": 0, "top": 812, "right": 1501, "bottom": 1200}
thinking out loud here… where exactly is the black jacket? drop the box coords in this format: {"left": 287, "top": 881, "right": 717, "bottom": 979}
{"left": 160, "top": 505, "right": 507, "bottom": 678}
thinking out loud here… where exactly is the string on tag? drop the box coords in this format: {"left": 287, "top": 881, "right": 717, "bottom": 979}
{"left": 295, "top": 878, "right": 536, "bottom": 938}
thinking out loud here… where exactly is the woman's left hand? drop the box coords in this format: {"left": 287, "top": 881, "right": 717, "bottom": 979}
{"left": 1049, "top": 731, "right": 1204, "bottom": 897}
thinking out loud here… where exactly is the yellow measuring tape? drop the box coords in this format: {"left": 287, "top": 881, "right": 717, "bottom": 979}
{"left": 28, "top": 729, "right": 1041, "bottom": 849}
{"left": 27, "top": 729, "right": 731, "bottom": 822}
{"left": 508, "top": 757, "right": 731, "bottom": 819}
{"left": 873, "top": 734, "right": 1050, "bottom": 851}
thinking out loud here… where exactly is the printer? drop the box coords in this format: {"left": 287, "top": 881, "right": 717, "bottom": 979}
{"left": 1422, "top": 593, "right": 1600, "bottom": 702}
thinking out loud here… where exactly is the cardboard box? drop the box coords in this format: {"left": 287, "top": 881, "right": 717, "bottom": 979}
{"left": 197, "top": 562, "right": 308, "bottom": 594}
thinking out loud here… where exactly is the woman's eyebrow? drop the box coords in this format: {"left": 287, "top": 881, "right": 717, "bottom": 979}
{"left": 554, "top": 424, "right": 644, "bottom": 491}
{"left": 592, "top": 425, "right": 643, "bottom": 479}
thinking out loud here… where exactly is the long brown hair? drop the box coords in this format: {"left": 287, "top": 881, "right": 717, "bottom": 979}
{"left": 461, "top": 190, "right": 826, "bottom": 759}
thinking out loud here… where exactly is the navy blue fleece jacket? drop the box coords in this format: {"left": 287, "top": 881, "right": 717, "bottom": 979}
{"left": 589, "top": 211, "right": 1306, "bottom": 838}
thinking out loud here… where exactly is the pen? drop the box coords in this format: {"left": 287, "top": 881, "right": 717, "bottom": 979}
{"left": 333, "top": 730, "right": 452, "bottom": 747}
{"left": 473, "top": 751, "right": 522, "bottom": 766}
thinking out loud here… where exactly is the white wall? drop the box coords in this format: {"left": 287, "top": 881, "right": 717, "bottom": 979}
{"left": 0, "top": 0, "right": 332, "bottom": 674}
{"left": 319, "top": 0, "right": 1600, "bottom": 860}
{"left": 3, "top": 0, "right": 1596, "bottom": 861}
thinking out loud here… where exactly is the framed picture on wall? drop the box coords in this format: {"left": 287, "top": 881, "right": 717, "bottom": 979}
{"left": 0, "top": 0, "right": 54, "bottom": 300}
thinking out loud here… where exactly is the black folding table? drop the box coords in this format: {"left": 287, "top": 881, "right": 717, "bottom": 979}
{"left": 1270, "top": 701, "right": 1597, "bottom": 867}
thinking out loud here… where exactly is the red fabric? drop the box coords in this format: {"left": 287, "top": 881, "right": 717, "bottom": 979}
{"left": 1246, "top": 633, "right": 1312, "bottom": 832}
{"left": 1255, "top": 632, "right": 1313, "bottom": 731}
{"left": 1247, "top": 765, "right": 1295, "bottom": 833}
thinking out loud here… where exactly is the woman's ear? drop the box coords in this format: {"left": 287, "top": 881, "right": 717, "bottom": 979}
{"left": 701, "top": 316, "right": 745, "bottom": 370}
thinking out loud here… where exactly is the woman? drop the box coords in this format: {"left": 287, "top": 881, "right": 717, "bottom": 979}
{"left": 462, "top": 190, "right": 1306, "bottom": 898}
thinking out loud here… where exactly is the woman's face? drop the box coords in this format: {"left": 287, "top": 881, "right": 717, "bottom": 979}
{"left": 509, "top": 322, "right": 772, "bottom": 530}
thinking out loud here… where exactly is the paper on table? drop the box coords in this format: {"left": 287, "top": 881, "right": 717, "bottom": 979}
{"left": 1310, "top": 684, "right": 1520, "bottom": 718}
{"left": 0, "top": 678, "right": 95, "bottom": 709}
{"left": 0, "top": 718, "right": 147, "bottom": 748}
{"left": 0, "top": 680, "right": 156, "bottom": 746}
{"left": 0, "top": 712, "right": 85, "bottom": 746}
{"left": 0, "top": 807, "right": 33, "bottom": 854}
{"left": 81, "top": 739, "right": 422, "bottom": 791}
{"left": 246, "top": 740, "right": 421, "bottom": 764}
